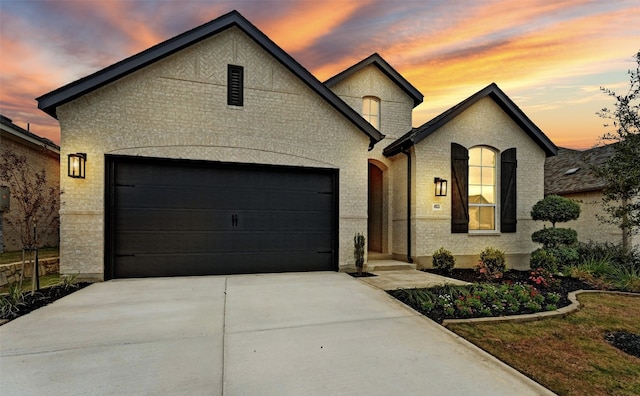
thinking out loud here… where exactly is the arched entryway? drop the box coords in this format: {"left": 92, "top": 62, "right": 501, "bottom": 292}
{"left": 368, "top": 161, "right": 386, "bottom": 253}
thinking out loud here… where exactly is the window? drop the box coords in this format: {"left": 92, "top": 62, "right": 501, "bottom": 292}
{"left": 451, "top": 143, "right": 517, "bottom": 234}
{"left": 227, "top": 65, "right": 244, "bottom": 106}
{"left": 468, "top": 147, "right": 496, "bottom": 231}
{"left": 362, "top": 96, "right": 380, "bottom": 129}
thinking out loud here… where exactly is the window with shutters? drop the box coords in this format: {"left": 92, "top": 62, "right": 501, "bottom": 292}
{"left": 362, "top": 96, "right": 380, "bottom": 129}
{"left": 451, "top": 143, "right": 517, "bottom": 234}
{"left": 469, "top": 146, "right": 496, "bottom": 231}
{"left": 227, "top": 65, "right": 244, "bottom": 106}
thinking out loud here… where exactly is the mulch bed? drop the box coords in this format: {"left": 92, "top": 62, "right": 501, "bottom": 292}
{"left": 605, "top": 331, "right": 640, "bottom": 359}
{"left": 1, "top": 283, "right": 91, "bottom": 324}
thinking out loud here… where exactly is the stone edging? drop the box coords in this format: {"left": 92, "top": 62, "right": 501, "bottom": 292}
{"left": 442, "top": 290, "right": 640, "bottom": 327}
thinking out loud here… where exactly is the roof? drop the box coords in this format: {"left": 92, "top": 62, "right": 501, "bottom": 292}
{"left": 544, "top": 144, "right": 615, "bottom": 195}
{"left": 324, "top": 53, "right": 424, "bottom": 107}
{"left": 36, "top": 10, "right": 384, "bottom": 146}
{"left": 383, "top": 83, "right": 558, "bottom": 157}
{"left": 0, "top": 114, "right": 60, "bottom": 153}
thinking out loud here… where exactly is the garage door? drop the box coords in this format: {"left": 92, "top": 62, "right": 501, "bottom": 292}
{"left": 105, "top": 156, "right": 337, "bottom": 278}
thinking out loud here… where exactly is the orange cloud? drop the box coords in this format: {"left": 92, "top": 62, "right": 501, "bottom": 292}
{"left": 259, "top": 0, "right": 370, "bottom": 54}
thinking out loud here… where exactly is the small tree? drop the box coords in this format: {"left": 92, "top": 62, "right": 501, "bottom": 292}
{"left": 595, "top": 50, "right": 640, "bottom": 251}
{"left": 0, "top": 152, "right": 59, "bottom": 249}
{"left": 530, "top": 195, "right": 581, "bottom": 272}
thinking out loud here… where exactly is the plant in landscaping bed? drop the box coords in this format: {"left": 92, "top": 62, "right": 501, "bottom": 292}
{"left": 606, "top": 262, "right": 640, "bottom": 292}
{"left": 0, "top": 282, "right": 26, "bottom": 319}
{"left": 432, "top": 247, "right": 456, "bottom": 273}
{"left": 476, "top": 247, "right": 506, "bottom": 280}
{"left": 353, "top": 233, "right": 365, "bottom": 276}
{"left": 530, "top": 195, "right": 581, "bottom": 272}
{"left": 390, "top": 281, "right": 564, "bottom": 323}
{"left": 529, "top": 267, "right": 560, "bottom": 288}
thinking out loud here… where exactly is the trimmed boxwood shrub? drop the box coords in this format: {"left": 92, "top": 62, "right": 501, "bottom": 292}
{"left": 531, "top": 227, "right": 578, "bottom": 248}
{"left": 530, "top": 248, "right": 559, "bottom": 273}
{"left": 432, "top": 247, "right": 456, "bottom": 273}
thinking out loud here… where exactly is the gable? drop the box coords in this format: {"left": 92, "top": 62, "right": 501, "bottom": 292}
{"left": 383, "top": 83, "right": 557, "bottom": 157}
{"left": 324, "top": 53, "right": 423, "bottom": 107}
{"left": 37, "top": 10, "right": 383, "bottom": 146}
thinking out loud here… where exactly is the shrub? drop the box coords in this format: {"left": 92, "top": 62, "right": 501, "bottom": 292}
{"left": 353, "top": 233, "right": 365, "bottom": 275}
{"left": 477, "top": 247, "right": 506, "bottom": 280}
{"left": 531, "top": 228, "right": 578, "bottom": 248}
{"left": 547, "top": 246, "right": 580, "bottom": 268}
{"left": 432, "top": 247, "right": 455, "bottom": 273}
{"left": 576, "top": 241, "right": 640, "bottom": 269}
{"left": 530, "top": 248, "right": 559, "bottom": 273}
{"left": 530, "top": 195, "right": 581, "bottom": 227}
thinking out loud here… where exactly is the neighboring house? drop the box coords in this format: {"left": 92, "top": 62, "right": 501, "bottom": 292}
{"left": 0, "top": 115, "right": 60, "bottom": 252}
{"left": 37, "top": 10, "right": 556, "bottom": 281}
{"left": 545, "top": 145, "right": 637, "bottom": 249}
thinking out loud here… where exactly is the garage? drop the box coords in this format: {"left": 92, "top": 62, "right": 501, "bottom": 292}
{"left": 105, "top": 156, "right": 338, "bottom": 278}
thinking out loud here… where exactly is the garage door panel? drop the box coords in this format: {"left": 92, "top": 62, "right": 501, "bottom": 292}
{"left": 115, "top": 231, "right": 333, "bottom": 255}
{"left": 114, "top": 251, "right": 334, "bottom": 278}
{"left": 116, "top": 186, "right": 333, "bottom": 212}
{"left": 116, "top": 209, "right": 332, "bottom": 232}
{"left": 108, "top": 157, "right": 337, "bottom": 278}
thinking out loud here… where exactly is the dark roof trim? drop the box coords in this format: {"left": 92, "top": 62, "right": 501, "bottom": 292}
{"left": 324, "top": 53, "right": 424, "bottom": 107}
{"left": 36, "top": 10, "right": 384, "bottom": 145}
{"left": 0, "top": 114, "right": 60, "bottom": 152}
{"left": 383, "top": 83, "right": 558, "bottom": 157}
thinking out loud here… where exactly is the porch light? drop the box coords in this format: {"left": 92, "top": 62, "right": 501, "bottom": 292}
{"left": 434, "top": 177, "right": 447, "bottom": 196}
{"left": 68, "top": 153, "right": 87, "bottom": 178}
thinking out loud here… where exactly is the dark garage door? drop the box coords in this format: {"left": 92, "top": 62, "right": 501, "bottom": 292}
{"left": 106, "top": 156, "right": 337, "bottom": 278}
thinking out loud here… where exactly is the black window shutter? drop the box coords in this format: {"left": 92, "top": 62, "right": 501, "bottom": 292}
{"left": 500, "top": 148, "right": 517, "bottom": 233}
{"left": 227, "top": 65, "right": 244, "bottom": 106}
{"left": 451, "top": 143, "right": 469, "bottom": 233}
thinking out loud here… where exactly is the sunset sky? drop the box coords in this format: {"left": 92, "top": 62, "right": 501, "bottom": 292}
{"left": 1, "top": 0, "right": 638, "bottom": 149}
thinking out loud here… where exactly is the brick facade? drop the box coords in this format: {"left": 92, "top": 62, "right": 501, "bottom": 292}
{"left": 391, "top": 97, "right": 547, "bottom": 270}
{"left": 56, "top": 27, "right": 372, "bottom": 279}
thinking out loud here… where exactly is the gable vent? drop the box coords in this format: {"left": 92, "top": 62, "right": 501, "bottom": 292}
{"left": 227, "top": 65, "right": 244, "bottom": 106}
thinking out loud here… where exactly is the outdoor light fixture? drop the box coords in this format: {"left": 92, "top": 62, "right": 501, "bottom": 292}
{"left": 434, "top": 177, "right": 447, "bottom": 196}
{"left": 68, "top": 153, "right": 87, "bottom": 178}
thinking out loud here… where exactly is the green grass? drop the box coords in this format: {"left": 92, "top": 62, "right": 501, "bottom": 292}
{"left": 447, "top": 294, "right": 640, "bottom": 396}
{"left": 0, "top": 274, "right": 61, "bottom": 293}
{"left": 0, "top": 247, "right": 59, "bottom": 265}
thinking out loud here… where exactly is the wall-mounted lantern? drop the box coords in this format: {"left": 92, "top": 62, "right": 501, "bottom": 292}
{"left": 434, "top": 177, "right": 447, "bottom": 196}
{"left": 68, "top": 153, "right": 87, "bottom": 178}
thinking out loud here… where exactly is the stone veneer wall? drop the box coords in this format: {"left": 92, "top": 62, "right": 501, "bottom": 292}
{"left": 56, "top": 27, "right": 372, "bottom": 280}
{"left": 391, "top": 97, "right": 548, "bottom": 270}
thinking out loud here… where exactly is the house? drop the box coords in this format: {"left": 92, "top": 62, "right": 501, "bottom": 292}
{"left": 545, "top": 145, "right": 637, "bottom": 249}
{"left": 0, "top": 115, "right": 60, "bottom": 252}
{"left": 37, "top": 10, "right": 556, "bottom": 281}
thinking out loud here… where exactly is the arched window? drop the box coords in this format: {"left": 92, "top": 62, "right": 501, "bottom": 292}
{"left": 468, "top": 146, "right": 496, "bottom": 231}
{"left": 362, "top": 96, "right": 380, "bottom": 129}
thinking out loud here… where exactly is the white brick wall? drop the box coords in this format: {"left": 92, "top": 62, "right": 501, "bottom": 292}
{"left": 390, "top": 97, "right": 548, "bottom": 270}
{"left": 57, "top": 27, "right": 372, "bottom": 279}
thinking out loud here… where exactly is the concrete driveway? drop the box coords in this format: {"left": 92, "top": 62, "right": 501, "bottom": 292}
{"left": 0, "top": 272, "right": 553, "bottom": 395}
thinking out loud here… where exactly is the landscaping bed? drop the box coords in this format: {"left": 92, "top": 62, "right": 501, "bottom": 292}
{"left": 390, "top": 269, "right": 596, "bottom": 324}
{"left": 0, "top": 281, "right": 91, "bottom": 324}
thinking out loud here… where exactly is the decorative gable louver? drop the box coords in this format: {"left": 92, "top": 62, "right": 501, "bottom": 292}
{"left": 227, "top": 65, "right": 244, "bottom": 106}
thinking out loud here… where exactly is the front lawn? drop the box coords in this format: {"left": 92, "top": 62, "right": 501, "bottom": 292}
{"left": 447, "top": 293, "right": 640, "bottom": 396}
